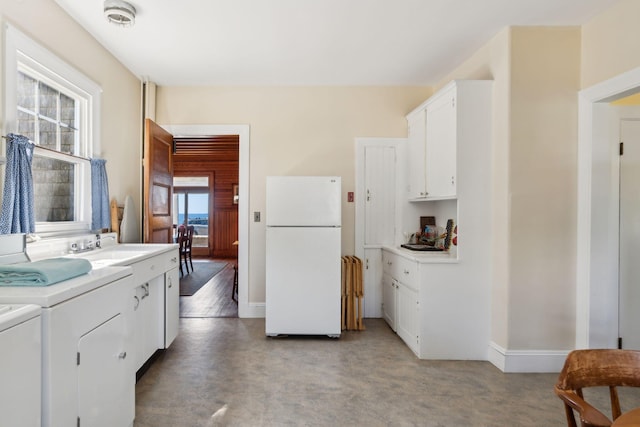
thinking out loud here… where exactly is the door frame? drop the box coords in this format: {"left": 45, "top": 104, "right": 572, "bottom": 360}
{"left": 163, "top": 124, "right": 254, "bottom": 318}
{"left": 577, "top": 66, "right": 640, "bottom": 348}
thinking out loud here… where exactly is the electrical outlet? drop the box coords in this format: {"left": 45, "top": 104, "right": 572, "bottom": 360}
{"left": 254, "top": 211, "right": 260, "bottom": 222}
{"left": 347, "top": 192, "right": 354, "bottom": 202}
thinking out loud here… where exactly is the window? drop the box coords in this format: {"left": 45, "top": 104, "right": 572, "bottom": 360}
{"left": 3, "top": 24, "right": 101, "bottom": 235}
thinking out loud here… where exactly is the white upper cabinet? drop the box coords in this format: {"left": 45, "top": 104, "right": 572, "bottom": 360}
{"left": 406, "top": 80, "right": 491, "bottom": 201}
{"left": 425, "top": 85, "right": 457, "bottom": 199}
{"left": 406, "top": 109, "right": 427, "bottom": 199}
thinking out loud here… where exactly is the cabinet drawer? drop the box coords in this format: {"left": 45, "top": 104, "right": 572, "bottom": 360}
{"left": 395, "top": 257, "right": 418, "bottom": 290}
{"left": 382, "top": 251, "right": 418, "bottom": 290}
{"left": 131, "top": 250, "right": 179, "bottom": 284}
{"left": 382, "top": 251, "right": 395, "bottom": 276}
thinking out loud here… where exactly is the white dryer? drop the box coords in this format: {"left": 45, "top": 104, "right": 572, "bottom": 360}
{"left": 0, "top": 304, "right": 42, "bottom": 427}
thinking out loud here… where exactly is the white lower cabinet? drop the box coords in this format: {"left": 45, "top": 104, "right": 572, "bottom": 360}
{"left": 78, "top": 313, "right": 132, "bottom": 427}
{"left": 396, "top": 281, "right": 419, "bottom": 355}
{"left": 381, "top": 273, "right": 396, "bottom": 331}
{"left": 382, "top": 250, "right": 420, "bottom": 356}
{"left": 133, "top": 276, "right": 164, "bottom": 370}
{"left": 165, "top": 266, "right": 179, "bottom": 347}
{"left": 45, "top": 273, "right": 134, "bottom": 427}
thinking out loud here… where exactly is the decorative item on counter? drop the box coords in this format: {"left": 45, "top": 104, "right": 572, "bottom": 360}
{"left": 452, "top": 225, "right": 458, "bottom": 246}
{"left": 443, "top": 219, "right": 454, "bottom": 250}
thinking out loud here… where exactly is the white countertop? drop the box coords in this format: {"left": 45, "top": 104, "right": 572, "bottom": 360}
{"left": 382, "top": 245, "right": 459, "bottom": 263}
{"left": 0, "top": 303, "right": 41, "bottom": 331}
{"left": 0, "top": 266, "right": 132, "bottom": 307}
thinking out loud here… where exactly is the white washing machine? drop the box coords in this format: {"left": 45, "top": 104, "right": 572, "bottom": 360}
{"left": 0, "top": 304, "right": 42, "bottom": 427}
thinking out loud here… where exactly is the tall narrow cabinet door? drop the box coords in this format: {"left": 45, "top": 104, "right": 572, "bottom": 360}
{"left": 407, "top": 109, "right": 427, "bottom": 198}
{"left": 364, "top": 145, "right": 396, "bottom": 246}
{"left": 425, "top": 87, "right": 457, "bottom": 198}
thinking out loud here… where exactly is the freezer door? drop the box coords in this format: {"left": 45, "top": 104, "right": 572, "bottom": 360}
{"left": 266, "top": 176, "right": 341, "bottom": 226}
{"left": 266, "top": 227, "right": 341, "bottom": 336}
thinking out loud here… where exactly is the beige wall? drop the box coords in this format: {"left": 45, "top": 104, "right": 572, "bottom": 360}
{"left": 156, "top": 86, "right": 430, "bottom": 302}
{"left": 581, "top": 0, "right": 640, "bottom": 89}
{"left": 434, "top": 27, "right": 580, "bottom": 351}
{"left": 509, "top": 27, "right": 580, "bottom": 349}
{"left": 0, "top": 0, "right": 142, "bottom": 231}
{"left": 434, "top": 28, "right": 512, "bottom": 347}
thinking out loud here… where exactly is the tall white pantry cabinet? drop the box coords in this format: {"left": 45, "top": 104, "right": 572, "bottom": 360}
{"left": 361, "top": 80, "right": 493, "bottom": 359}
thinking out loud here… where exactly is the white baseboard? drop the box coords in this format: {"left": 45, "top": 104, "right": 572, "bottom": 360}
{"left": 489, "top": 342, "right": 569, "bottom": 373}
{"left": 238, "top": 302, "right": 265, "bottom": 318}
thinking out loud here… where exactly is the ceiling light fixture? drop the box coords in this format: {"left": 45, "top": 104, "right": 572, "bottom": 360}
{"left": 104, "top": 0, "right": 136, "bottom": 27}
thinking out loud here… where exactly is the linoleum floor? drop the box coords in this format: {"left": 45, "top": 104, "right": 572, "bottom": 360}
{"left": 134, "top": 318, "right": 580, "bottom": 427}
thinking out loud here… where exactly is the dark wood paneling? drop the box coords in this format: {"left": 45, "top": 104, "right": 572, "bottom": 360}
{"left": 173, "top": 137, "right": 239, "bottom": 259}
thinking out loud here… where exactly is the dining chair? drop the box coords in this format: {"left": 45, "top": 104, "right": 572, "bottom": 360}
{"left": 555, "top": 349, "right": 640, "bottom": 427}
{"left": 177, "top": 225, "right": 189, "bottom": 276}
{"left": 185, "top": 225, "right": 195, "bottom": 272}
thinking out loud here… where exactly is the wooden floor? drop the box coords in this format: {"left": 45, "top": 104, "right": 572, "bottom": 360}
{"left": 179, "top": 258, "right": 238, "bottom": 318}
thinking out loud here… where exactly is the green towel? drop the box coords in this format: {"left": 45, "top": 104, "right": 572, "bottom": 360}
{"left": 0, "top": 257, "right": 92, "bottom": 286}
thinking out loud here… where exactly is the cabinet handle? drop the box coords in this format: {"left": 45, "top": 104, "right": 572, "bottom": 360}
{"left": 168, "top": 277, "right": 173, "bottom": 288}
{"left": 118, "top": 352, "right": 127, "bottom": 359}
{"left": 171, "top": 257, "right": 177, "bottom": 263}
{"left": 366, "top": 189, "right": 371, "bottom": 201}
{"left": 404, "top": 269, "right": 410, "bottom": 275}
{"left": 133, "top": 296, "right": 140, "bottom": 310}
{"left": 141, "top": 283, "right": 150, "bottom": 300}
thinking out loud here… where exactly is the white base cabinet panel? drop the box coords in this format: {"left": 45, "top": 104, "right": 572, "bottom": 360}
{"left": 396, "top": 282, "right": 419, "bottom": 355}
{"left": 381, "top": 273, "right": 396, "bottom": 331}
{"left": 44, "top": 274, "right": 134, "bottom": 427}
{"left": 78, "top": 313, "right": 131, "bottom": 427}
{"left": 382, "top": 251, "right": 420, "bottom": 356}
{"left": 165, "top": 266, "right": 180, "bottom": 347}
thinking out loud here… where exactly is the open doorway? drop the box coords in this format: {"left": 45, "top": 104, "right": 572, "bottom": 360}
{"left": 577, "top": 67, "right": 640, "bottom": 349}
{"left": 172, "top": 135, "right": 239, "bottom": 318}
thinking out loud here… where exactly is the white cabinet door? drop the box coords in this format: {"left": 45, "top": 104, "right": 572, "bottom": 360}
{"left": 364, "top": 145, "right": 396, "bottom": 246}
{"left": 382, "top": 273, "right": 396, "bottom": 331}
{"left": 425, "top": 86, "right": 457, "bottom": 198}
{"left": 134, "top": 275, "right": 164, "bottom": 370}
{"left": 165, "top": 266, "right": 180, "bottom": 348}
{"left": 77, "top": 313, "right": 133, "bottom": 427}
{"left": 396, "top": 282, "right": 419, "bottom": 355}
{"left": 407, "top": 109, "right": 427, "bottom": 199}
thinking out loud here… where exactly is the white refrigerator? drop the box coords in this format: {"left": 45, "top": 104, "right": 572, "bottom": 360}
{"left": 265, "top": 176, "right": 342, "bottom": 337}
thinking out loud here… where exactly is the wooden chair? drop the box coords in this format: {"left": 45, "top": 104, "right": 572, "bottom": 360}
{"left": 177, "top": 225, "right": 193, "bottom": 276}
{"left": 555, "top": 349, "right": 640, "bottom": 427}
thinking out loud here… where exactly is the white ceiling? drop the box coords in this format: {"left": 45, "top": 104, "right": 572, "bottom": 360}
{"left": 54, "top": 0, "right": 619, "bottom": 86}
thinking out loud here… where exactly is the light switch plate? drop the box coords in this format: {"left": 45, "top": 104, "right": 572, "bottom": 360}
{"left": 254, "top": 211, "right": 260, "bottom": 222}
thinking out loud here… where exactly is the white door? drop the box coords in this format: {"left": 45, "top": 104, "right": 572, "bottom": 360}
{"left": 396, "top": 282, "right": 419, "bottom": 355}
{"left": 364, "top": 145, "right": 395, "bottom": 246}
{"left": 619, "top": 119, "right": 640, "bottom": 349}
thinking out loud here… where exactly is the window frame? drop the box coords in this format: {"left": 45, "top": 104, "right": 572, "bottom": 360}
{"left": 3, "top": 23, "right": 102, "bottom": 235}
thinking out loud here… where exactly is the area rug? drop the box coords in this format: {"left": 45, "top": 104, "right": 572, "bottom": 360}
{"left": 179, "top": 261, "right": 228, "bottom": 296}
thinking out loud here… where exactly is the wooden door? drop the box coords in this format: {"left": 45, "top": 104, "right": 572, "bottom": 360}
{"left": 143, "top": 119, "right": 174, "bottom": 243}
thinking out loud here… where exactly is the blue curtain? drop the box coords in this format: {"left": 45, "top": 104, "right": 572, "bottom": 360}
{"left": 0, "top": 134, "right": 35, "bottom": 234}
{"left": 90, "top": 158, "right": 110, "bottom": 230}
